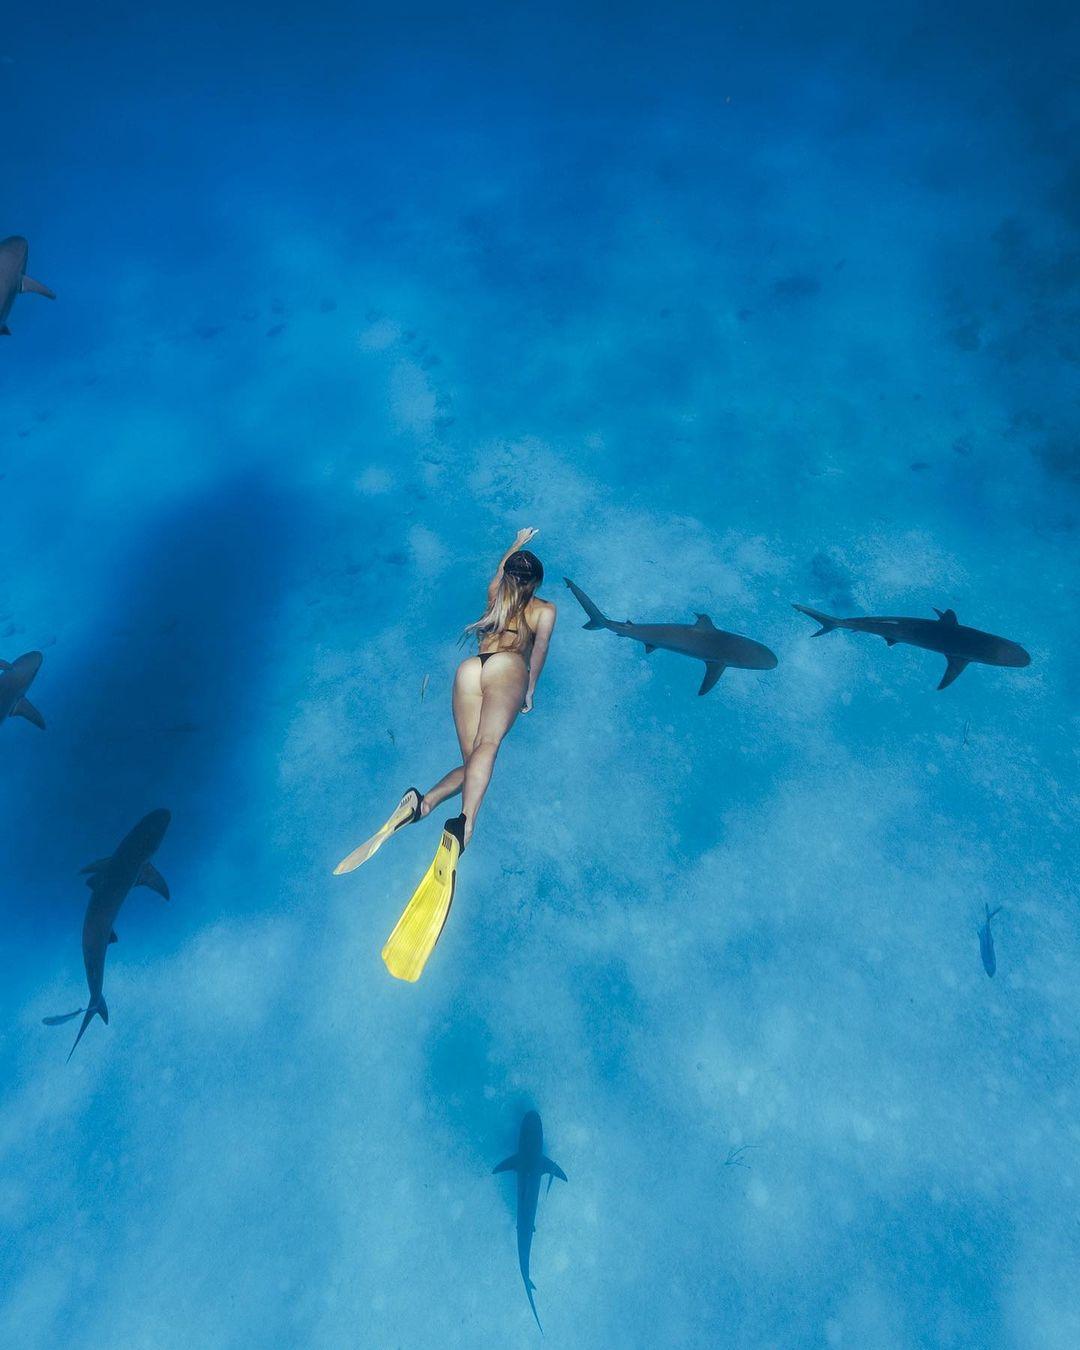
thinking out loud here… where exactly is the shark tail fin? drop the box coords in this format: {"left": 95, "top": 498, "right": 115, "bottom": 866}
{"left": 564, "top": 577, "right": 609, "bottom": 630}
{"left": 793, "top": 603, "right": 842, "bottom": 636}
{"left": 67, "top": 996, "right": 108, "bottom": 1061}
{"left": 524, "top": 1276, "right": 543, "bottom": 1334}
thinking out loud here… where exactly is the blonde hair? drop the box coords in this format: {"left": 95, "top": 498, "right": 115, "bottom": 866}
{"left": 462, "top": 571, "right": 538, "bottom": 651}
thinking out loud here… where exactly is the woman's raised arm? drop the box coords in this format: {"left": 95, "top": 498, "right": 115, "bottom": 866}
{"left": 487, "top": 527, "right": 539, "bottom": 600}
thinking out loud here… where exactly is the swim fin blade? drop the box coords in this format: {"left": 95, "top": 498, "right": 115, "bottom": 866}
{"left": 334, "top": 788, "right": 422, "bottom": 875}
{"left": 381, "top": 815, "right": 466, "bottom": 982}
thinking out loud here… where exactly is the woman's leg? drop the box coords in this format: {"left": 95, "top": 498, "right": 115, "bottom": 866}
{"left": 420, "top": 658, "right": 483, "bottom": 816}
{"left": 460, "top": 654, "right": 527, "bottom": 844}
{"left": 419, "top": 765, "right": 463, "bottom": 813}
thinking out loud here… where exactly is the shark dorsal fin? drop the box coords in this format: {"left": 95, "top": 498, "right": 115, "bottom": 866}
{"left": 934, "top": 608, "right": 959, "bottom": 624}
{"left": 694, "top": 613, "right": 716, "bottom": 629}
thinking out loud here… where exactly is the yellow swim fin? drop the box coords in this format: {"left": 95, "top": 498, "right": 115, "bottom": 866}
{"left": 334, "top": 788, "right": 422, "bottom": 875}
{"left": 381, "top": 815, "right": 466, "bottom": 982}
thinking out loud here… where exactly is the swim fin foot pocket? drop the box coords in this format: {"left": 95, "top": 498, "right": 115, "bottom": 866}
{"left": 333, "top": 788, "right": 423, "bottom": 875}
{"left": 381, "top": 815, "right": 466, "bottom": 983}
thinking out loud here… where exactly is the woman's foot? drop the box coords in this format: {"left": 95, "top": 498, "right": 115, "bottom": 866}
{"left": 333, "top": 787, "right": 423, "bottom": 875}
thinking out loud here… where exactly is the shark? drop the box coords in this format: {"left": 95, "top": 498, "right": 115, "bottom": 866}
{"left": 978, "top": 905, "right": 1002, "bottom": 978}
{"left": 44, "top": 809, "right": 172, "bottom": 1059}
{"left": 0, "top": 236, "right": 55, "bottom": 334}
{"left": 564, "top": 577, "right": 778, "bottom": 695}
{"left": 0, "top": 651, "right": 45, "bottom": 729}
{"left": 493, "top": 1110, "right": 567, "bottom": 1333}
{"left": 793, "top": 604, "right": 1031, "bottom": 690}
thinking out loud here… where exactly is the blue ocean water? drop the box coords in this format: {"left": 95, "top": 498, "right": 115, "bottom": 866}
{"left": 2, "top": 2, "right": 1078, "bottom": 1345}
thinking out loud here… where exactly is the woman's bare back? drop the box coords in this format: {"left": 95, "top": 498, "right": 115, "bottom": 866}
{"left": 477, "top": 597, "right": 555, "bottom": 662}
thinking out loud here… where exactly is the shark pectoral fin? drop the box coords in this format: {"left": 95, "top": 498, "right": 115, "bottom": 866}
{"left": 108, "top": 930, "right": 118, "bottom": 944}
{"left": 137, "top": 862, "right": 170, "bottom": 900}
{"left": 698, "top": 662, "right": 725, "bottom": 696}
{"left": 43, "top": 1008, "right": 85, "bottom": 1026}
{"left": 21, "top": 275, "right": 56, "bottom": 299}
{"left": 541, "top": 1157, "right": 568, "bottom": 1183}
{"left": 13, "top": 698, "right": 45, "bottom": 729}
{"left": 492, "top": 1153, "right": 520, "bottom": 1175}
{"left": 934, "top": 608, "right": 959, "bottom": 624}
{"left": 80, "top": 859, "right": 109, "bottom": 888}
{"left": 938, "top": 657, "right": 969, "bottom": 691}
{"left": 694, "top": 613, "right": 716, "bottom": 628}
{"left": 0, "top": 325, "right": 10, "bottom": 336}
{"left": 642, "top": 643, "right": 656, "bottom": 654}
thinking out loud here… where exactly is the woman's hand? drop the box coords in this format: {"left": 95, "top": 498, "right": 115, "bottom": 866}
{"left": 521, "top": 689, "right": 534, "bottom": 713}
{"left": 514, "top": 527, "right": 539, "bottom": 548}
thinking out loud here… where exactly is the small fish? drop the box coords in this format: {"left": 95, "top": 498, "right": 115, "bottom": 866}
{"left": 723, "top": 1144, "right": 757, "bottom": 1169}
{"left": 420, "top": 673, "right": 430, "bottom": 702}
{"left": 978, "top": 905, "right": 1003, "bottom": 977}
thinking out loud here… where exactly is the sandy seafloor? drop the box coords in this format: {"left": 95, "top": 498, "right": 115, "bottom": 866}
{"left": 1, "top": 2, "right": 1078, "bottom": 1346}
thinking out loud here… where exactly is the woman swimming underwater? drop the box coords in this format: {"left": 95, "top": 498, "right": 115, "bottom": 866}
{"left": 335, "top": 528, "right": 556, "bottom": 980}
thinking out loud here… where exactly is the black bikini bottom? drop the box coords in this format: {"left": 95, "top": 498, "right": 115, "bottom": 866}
{"left": 479, "top": 651, "right": 524, "bottom": 667}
